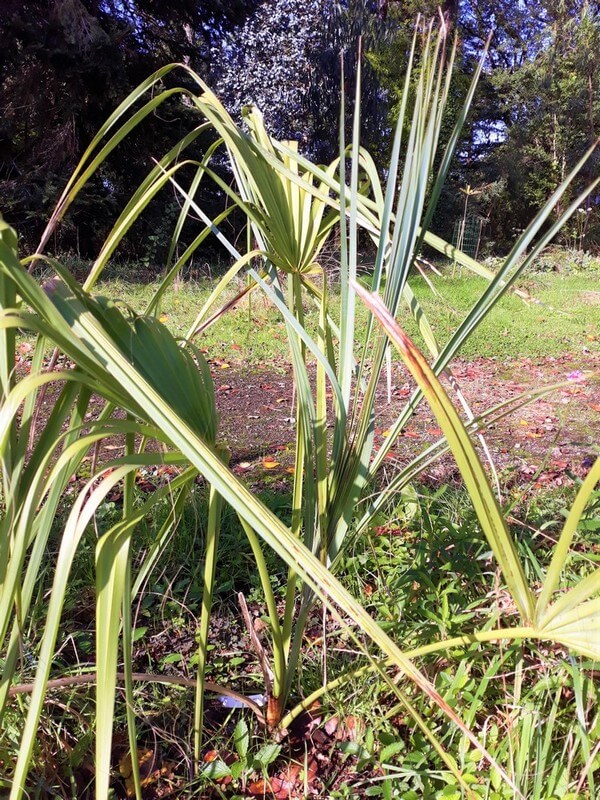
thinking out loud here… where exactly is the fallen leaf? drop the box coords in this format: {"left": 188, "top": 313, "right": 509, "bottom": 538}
{"left": 248, "top": 764, "right": 302, "bottom": 799}
{"left": 262, "top": 458, "right": 280, "bottom": 470}
{"left": 324, "top": 716, "right": 339, "bottom": 736}
{"left": 119, "top": 749, "right": 156, "bottom": 797}
{"left": 402, "top": 430, "right": 420, "bottom": 439}
{"left": 336, "top": 715, "right": 362, "bottom": 742}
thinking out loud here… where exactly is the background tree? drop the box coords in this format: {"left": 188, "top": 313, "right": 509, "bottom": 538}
{"left": 484, "top": 0, "right": 600, "bottom": 248}
{"left": 211, "top": 0, "right": 393, "bottom": 163}
{"left": 366, "top": 0, "right": 599, "bottom": 251}
{"left": 0, "top": 0, "right": 258, "bottom": 256}
{"left": 1, "top": 0, "right": 598, "bottom": 260}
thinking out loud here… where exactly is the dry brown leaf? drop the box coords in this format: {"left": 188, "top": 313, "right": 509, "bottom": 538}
{"left": 262, "top": 458, "right": 280, "bottom": 470}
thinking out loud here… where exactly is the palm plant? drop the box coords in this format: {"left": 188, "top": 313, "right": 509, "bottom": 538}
{"left": 0, "top": 219, "right": 501, "bottom": 799}
{"left": 180, "top": 23, "right": 599, "bottom": 732}
{"left": 0, "top": 16, "right": 598, "bottom": 800}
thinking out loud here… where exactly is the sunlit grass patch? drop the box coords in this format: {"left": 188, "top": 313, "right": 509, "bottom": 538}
{"left": 95, "top": 268, "right": 600, "bottom": 366}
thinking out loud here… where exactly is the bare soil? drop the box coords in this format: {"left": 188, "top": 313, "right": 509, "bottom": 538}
{"left": 214, "top": 352, "right": 599, "bottom": 491}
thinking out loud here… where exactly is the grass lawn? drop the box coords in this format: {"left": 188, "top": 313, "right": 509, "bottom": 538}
{"left": 96, "top": 268, "right": 600, "bottom": 365}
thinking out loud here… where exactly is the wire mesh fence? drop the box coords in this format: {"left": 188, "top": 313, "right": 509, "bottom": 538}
{"left": 452, "top": 215, "right": 484, "bottom": 259}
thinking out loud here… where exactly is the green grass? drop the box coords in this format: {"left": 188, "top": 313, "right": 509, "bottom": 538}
{"left": 410, "top": 271, "right": 599, "bottom": 360}
{"left": 96, "top": 277, "right": 291, "bottom": 367}
{"left": 95, "top": 268, "right": 599, "bottom": 367}
{"left": 7, "top": 403, "right": 598, "bottom": 798}
{"left": 327, "top": 481, "right": 600, "bottom": 798}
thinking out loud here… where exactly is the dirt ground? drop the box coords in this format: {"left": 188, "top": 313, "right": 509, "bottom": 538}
{"left": 213, "top": 352, "right": 599, "bottom": 491}
{"left": 21, "top": 344, "right": 598, "bottom": 494}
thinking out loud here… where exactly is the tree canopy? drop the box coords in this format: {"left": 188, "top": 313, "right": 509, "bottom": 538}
{"left": 0, "top": 0, "right": 258, "bottom": 256}
{"left": 1, "top": 0, "right": 598, "bottom": 258}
